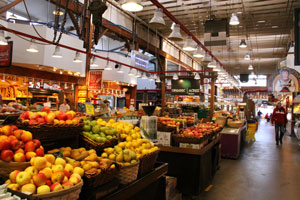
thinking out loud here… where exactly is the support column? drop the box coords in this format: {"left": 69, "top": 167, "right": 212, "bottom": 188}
{"left": 209, "top": 77, "right": 215, "bottom": 120}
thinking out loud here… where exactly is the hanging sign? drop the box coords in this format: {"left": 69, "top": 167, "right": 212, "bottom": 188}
{"left": 267, "top": 68, "right": 300, "bottom": 94}
{"left": 171, "top": 79, "right": 200, "bottom": 95}
{"left": 89, "top": 70, "right": 102, "bottom": 90}
{"left": 131, "top": 50, "right": 149, "bottom": 71}
{"left": 0, "top": 41, "right": 13, "bottom": 68}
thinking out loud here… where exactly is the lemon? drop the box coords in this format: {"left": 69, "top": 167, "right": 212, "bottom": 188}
{"left": 142, "top": 149, "right": 149, "bottom": 155}
{"left": 101, "top": 152, "right": 108, "bottom": 158}
{"left": 105, "top": 147, "right": 114, "bottom": 154}
{"left": 108, "top": 154, "right": 116, "bottom": 161}
{"left": 126, "top": 136, "right": 133, "bottom": 142}
{"left": 125, "top": 142, "right": 132, "bottom": 149}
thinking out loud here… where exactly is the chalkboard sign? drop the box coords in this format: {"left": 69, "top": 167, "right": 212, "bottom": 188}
{"left": 295, "top": 8, "right": 300, "bottom": 65}
{"left": 77, "top": 103, "right": 86, "bottom": 113}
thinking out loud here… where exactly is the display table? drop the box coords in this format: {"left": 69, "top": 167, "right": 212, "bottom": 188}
{"left": 220, "top": 124, "right": 247, "bottom": 159}
{"left": 157, "top": 134, "right": 221, "bottom": 196}
{"left": 80, "top": 162, "right": 168, "bottom": 200}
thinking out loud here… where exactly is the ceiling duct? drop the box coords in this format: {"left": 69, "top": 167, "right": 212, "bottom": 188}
{"left": 204, "top": 19, "right": 228, "bottom": 47}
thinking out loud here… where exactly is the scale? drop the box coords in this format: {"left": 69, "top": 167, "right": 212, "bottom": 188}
{"left": 140, "top": 106, "right": 157, "bottom": 143}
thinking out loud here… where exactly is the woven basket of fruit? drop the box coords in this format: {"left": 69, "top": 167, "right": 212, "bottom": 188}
{"left": 137, "top": 150, "right": 159, "bottom": 178}
{"left": 83, "top": 161, "right": 119, "bottom": 188}
{"left": 172, "top": 134, "right": 207, "bottom": 144}
{"left": 118, "top": 162, "right": 139, "bottom": 185}
{"left": 0, "top": 161, "right": 30, "bottom": 179}
{"left": 80, "top": 135, "right": 119, "bottom": 154}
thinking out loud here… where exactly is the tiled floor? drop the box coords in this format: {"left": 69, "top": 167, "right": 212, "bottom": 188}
{"left": 196, "top": 120, "right": 300, "bottom": 200}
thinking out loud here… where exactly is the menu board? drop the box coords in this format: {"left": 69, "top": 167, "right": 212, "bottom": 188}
{"left": 295, "top": 8, "right": 300, "bottom": 65}
{"left": 89, "top": 70, "right": 102, "bottom": 90}
{"left": 171, "top": 79, "right": 200, "bottom": 95}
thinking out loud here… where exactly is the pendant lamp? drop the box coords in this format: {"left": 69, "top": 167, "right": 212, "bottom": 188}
{"left": 0, "top": 31, "right": 7, "bottom": 45}
{"left": 202, "top": 53, "right": 211, "bottom": 62}
{"left": 168, "top": 24, "right": 183, "bottom": 41}
{"left": 194, "top": 73, "right": 200, "bottom": 80}
{"left": 53, "top": 9, "right": 64, "bottom": 16}
{"left": 52, "top": 46, "right": 62, "bottom": 58}
{"left": 155, "top": 76, "right": 161, "bottom": 83}
{"left": 229, "top": 13, "right": 239, "bottom": 26}
{"left": 128, "top": 68, "right": 134, "bottom": 75}
{"left": 121, "top": 0, "right": 143, "bottom": 12}
{"left": 244, "top": 53, "right": 250, "bottom": 60}
{"left": 135, "top": 70, "right": 141, "bottom": 78}
{"left": 104, "top": 61, "right": 112, "bottom": 70}
{"left": 213, "top": 67, "right": 221, "bottom": 72}
{"left": 193, "top": 46, "right": 204, "bottom": 58}
{"left": 26, "top": 39, "right": 39, "bottom": 53}
{"left": 153, "top": 74, "right": 158, "bottom": 80}
{"left": 90, "top": 56, "right": 98, "bottom": 67}
{"left": 183, "top": 36, "right": 196, "bottom": 51}
{"left": 167, "top": 79, "right": 172, "bottom": 86}
{"left": 117, "top": 65, "right": 124, "bottom": 73}
{"left": 239, "top": 39, "right": 247, "bottom": 48}
{"left": 149, "top": 8, "right": 165, "bottom": 29}
{"left": 73, "top": 52, "right": 82, "bottom": 62}
{"left": 141, "top": 73, "right": 148, "bottom": 79}
{"left": 207, "top": 60, "right": 217, "bottom": 68}
{"left": 248, "top": 64, "right": 253, "bottom": 70}
{"left": 172, "top": 73, "right": 179, "bottom": 80}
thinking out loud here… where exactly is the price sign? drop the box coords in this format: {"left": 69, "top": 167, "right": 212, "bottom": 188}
{"left": 85, "top": 104, "right": 95, "bottom": 115}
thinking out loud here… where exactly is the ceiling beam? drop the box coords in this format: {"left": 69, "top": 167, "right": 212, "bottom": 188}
{"left": 67, "top": 10, "right": 81, "bottom": 37}
{"left": 0, "top": 0, "right": 24, "bottom": 14}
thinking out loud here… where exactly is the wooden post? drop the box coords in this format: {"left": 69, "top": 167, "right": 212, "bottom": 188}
{"left": 209, "top": 76, "right": 215, "bottom": 120}
{"left": 0, "top": 0, "right": 23, "bottom": 14}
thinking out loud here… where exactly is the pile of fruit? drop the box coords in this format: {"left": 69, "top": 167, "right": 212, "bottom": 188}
{"left": 180, "top": 122, "right": 221, "bottom": 138}
{"left": 102, "top": 138, "right": 159, "bottom": 164}
{"left": 48, "top": 147, "right": 116, "bottom": 177}
{"left": 0, "top": 125, "right": 43, "bottom": 162}
{"left": 0, "top": 103, "right": 27, "bottom": 116}
{"left": 178, "top": 115, "right": 195, "bottom": 125}
{"left": 5, "top": 155, "right": 83, "bottom": 194}
{"left": 82, "top": 119, "right": 118, "bottom": 143}
{"left": 19, "top": 109, "right": 81, "bottom": 125}
{"left": 158, "top": 116, "right": 181, "bottom": 128}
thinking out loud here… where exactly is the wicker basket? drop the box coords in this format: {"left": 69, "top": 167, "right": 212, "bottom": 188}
{"left": 83, "top": 165, "right": 119, "bottom": 188}
{"left": 8, "top": 181, "right": 83, "bottom": 200}
{"left": 0, "top": 161, "right": 30, "bottom": 178}
{"left": 117, "top": 162, "right": 139, "bottom": 185}
{"left": 227, "top": 120, "right": 244, "bottom": 128}
{"left": 80, "top": 135, "right": 118, "bottom": 155}
{"left": 216, "top": 116, "right": 227, "bottom": 127}
{"left": 172, "top": 134, "right": 207, "bottom": 144}
{"left": 138, "top": 150, "right": 159, "bottom": 178}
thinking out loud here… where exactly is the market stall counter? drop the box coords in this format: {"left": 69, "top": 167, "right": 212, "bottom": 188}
{"left": 157, "top": 133, "right": 221, "bottom": 196}
{"left": 220, "top": 123, "right": 247, "bottom": 159}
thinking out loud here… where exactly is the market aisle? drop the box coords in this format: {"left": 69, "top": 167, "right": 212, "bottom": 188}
{"left": 197, "top": 120, "right": 300, "bottom": 200}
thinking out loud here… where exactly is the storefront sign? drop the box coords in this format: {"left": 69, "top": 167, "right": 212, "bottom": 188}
{"left": 131, "top": 50, "right": 149, "bottom": 71}
{"left": 89, "top": 70, "right": 102, "bottom": 90}
{"left": 171, "top": 79, "right": 200, "bottom": 95}
{"left": 0, "top": 41, "right": 13, "bottom": 68}
{"left": 267, "top": 68, "right": 300, "bottom": 94}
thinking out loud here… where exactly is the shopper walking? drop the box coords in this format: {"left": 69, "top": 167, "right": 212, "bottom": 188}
{"left": 271, "top": 102, "right": 287, "bottom": 145}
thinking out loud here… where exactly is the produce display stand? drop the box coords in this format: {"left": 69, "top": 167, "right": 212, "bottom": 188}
{"left": 80, "top": 162, "right": 168, "bottom": 200}
{"left": 220, "top": 124, "right": 247, "bottom": 159}
{"left": 157, "top": 134, "right": 221, "bottom": 196}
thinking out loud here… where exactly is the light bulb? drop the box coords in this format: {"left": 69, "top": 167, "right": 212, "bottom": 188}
{"left": 121, "top": 0, "right": 143, "bottom": 12}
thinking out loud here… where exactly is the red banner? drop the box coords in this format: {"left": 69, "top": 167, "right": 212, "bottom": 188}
{"left": 89, "top": 70, "right": 103, "bottom": 90}
{"left": 0, "top": 41, "right": 13, "bottom": 68}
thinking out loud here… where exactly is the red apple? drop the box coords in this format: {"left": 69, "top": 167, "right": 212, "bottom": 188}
{"left": 51, "top": 171, "right": 64, "bottom": 184}
{"left": 45, "top": 113, "right": 56, "bottom": 123}
{"left": 25, "top": 152, "right": 37, "bottom": 161}
{"left": 32, "top": 139, "right": 41, "bottom": 148}
{"left": 9, "top": 170, "right": 21, "bottom": 183}
{"left": 63, "top": 170, "right": 71, "bottom": 179}
{"left": 29, "top": 119, "right": 37, "bottom": 125}
{"left": 8, "top": 135, "right": 17, "bottom": 141}
{"left": 62, "top": 181, "right": 73, "bottom": 189}
{"left": 50, "top": 183, "right": 62, "bottom": 192}
{"left": 2, "top": 125, "right": 12, "bottom": 136}
{"left": 58, "top": 113, "right": 67, "bottom": 121}
{"left": 23, "top": 111, "right": 30, "bottom": 120}
{"left": 46, "top": 180, "right": 52, "bottom": 187}
{"left": 14, "top": 153, "right": 26, "bottom": 162}
{"left": 11, "top": 125, "right": 18, "bottom": 132}
{"left": 10, "top": 139, "right": 21, "bottom": 150}
{"left": 29, "top": 112, "right": 37, "bottom": 120}
{"left": 15, "top": 149, "right": 25, "bottom": 154}
{"left": 32, "top": 173, "right": 47, "bottom": 187}
{"left": 0, "top": 139, "right": 11, "bottom": 150}
{"left": 21, "top": 131, "right": 32, "bottom": 143}
{"left": 35, "top": 148, "right": 44, "bottom": 157}
{"left": 42, "top": 106, "right": 51, "bottom": 114}
{"left": 13, "top": 130, "right": 23, "bottom": 140}
{"left": 25, "top": 141, "right": 35, "bottom": 152}
{"left": 37, "top": 117, "right": 45, "bottom": 124}
{"left": 1, "top": 150, "right": 14, "bottom": 162}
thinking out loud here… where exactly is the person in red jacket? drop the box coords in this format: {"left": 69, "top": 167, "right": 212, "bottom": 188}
{"left": 271, "top": 102, "right": 287, "bottom": 145}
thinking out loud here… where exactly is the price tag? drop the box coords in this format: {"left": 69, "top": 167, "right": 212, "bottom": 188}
{"left": 85, "top": 104, "right": 95, "bottom": 115}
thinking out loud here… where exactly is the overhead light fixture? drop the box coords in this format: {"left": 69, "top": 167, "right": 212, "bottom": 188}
{"left": 239, "top": 39, "right": 247, "bottom": 48}
{"left": 8, "top": 13, "right": 17, "bottom": 19}
{"left": 117, "top": 65, "right": 124, "bottom": 73}
{"left": 229, "top": 13, "right": 239, "bottom": 26}
{"left": 60, "top": 71, "right": 63, "bottom": 74}
{"left": 183, "top": 36, "right": 196, "bottom": 51}
{"left": 257, "top": 20, "right": 266, "bottom": 23}
{"left": 207, "top": 60, "right": 217, "bottom": 68}
{"left": 248, "top": 64, "right": 253, "bottom": 70}
{"left": 90, "top": 56, "right": 98, "bottom": 67}
{"left": 141, "top": 73, "right": 148, "bottom": 79}
{"left": 104, "top": 61, "right": 112, "bottom": 70}
{"left": 73, "top": 52, "right": 82, "bottom": 63}
{"left": 64, "top": 83, "right": 68, "bottom": 89}
{"left": 172, "top": 73, "right": 179, "bottom": 80}
{"left": 194, "top": 73, "right": 200, "bottom": 80}
{"left": 213, "top": 67, "right": 221, "bottom": 72}
{"left": 155, "top": 76, "right": 161, "bottom": 83}
{"left": 168, "top": 24, "right": 183, "bottom": 41}
{"left": 135, "top": 70, "right": 141, "bottom": 78}
{"left": 153, "top": 74, "right": 158, "bottom": 80}
{"left": 171, "top": 22, "right": 176, "bottom": 30}
{"left": 250, "top": 71, "right": 255, "bottom": 76}
{"left": 272, "top": 25, "right": 279, "bottom": 28}
{"left": 149, "top": 8, "right": 165, "bottom": 29}
{"left": 2, "top": 74, "right": 5, "bottom": 82}
{"left": 244, "top": 53, "right": 250, "bottom": 60}
{"left": 0, "top": 31, "right": 7, "bottom": 45}
{"left": 128, "top": 68, "right": 134, "bottom": 76}
{"left": 202, "top": 53, "right": 211, "bottom": 62}
{"left": 52, "top": 46, "right": 62, "bottom": 58}
{"left": 121, "top": 0, "right": 143, "bottom": 12}
{"left": 53, "top": 67, "right": 57, "bottom": 72}
{"left": 53, "top": 9, "right": 64, "bottom": 16}
{"left": 193, "top": 45, "right": 205, "bottom": 58}
{"left": 26, "top": 39, "right": 39, "bottom": 53}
